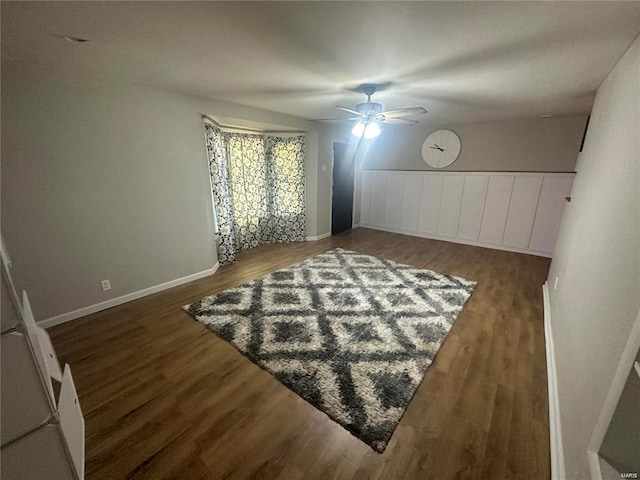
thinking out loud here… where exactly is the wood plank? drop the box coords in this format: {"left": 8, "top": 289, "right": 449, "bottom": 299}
{"left": 49, "top": 228, "right": 551, "bottom": 480}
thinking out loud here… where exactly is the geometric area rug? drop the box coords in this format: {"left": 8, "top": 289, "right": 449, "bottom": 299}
{"left": 183, "top": 248, "right": 476, "bottom": 452}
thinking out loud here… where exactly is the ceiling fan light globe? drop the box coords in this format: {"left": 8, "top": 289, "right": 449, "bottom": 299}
{"left": 351, "top": 122, "right": 366, "bottom": 137}
{"left": 364, "top": 122, "right": 381, "bottom": 139}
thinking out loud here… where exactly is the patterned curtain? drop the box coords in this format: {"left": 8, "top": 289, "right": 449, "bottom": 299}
{"left": 204, "top": 124, "right": 306, "bottom": 265}
{"left": 265, "top": 135, "right": 306, "bottom": 243}
{"left": 204, "top": 125, "right": 239, "bottom": 264}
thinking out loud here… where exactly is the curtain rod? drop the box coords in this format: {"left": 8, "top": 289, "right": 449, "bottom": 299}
{"left": 201, "top": 114, "right": 305, "bottom": 135}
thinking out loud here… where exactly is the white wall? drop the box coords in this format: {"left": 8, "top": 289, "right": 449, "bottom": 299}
{"left": 365, "top": 115, "right": 588, "bottom": 172}
{"left": 546, "top": 35, "right": 639, "bottom": 480}
{"left": 1, "top": 59, "right": 325, "bottom": 321}
{"left": 345, "top": 115, "right": 587, "bottom": 227}
{"left": 315, "top": 114, "right": 587, "bottom": 236}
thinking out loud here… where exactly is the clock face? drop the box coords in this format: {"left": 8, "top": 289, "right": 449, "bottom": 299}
{"left": 421, "top": 130, "right": 461, "bottom": 168}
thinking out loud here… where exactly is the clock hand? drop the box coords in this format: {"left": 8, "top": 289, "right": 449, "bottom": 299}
{"left": 434, "top": 143, "right": 445, "bottom": 152}
{"left": 429, "top": 146, "right": 441, "bottom": 150}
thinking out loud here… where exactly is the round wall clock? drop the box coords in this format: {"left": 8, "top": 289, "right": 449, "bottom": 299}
{"left": 421, "top": 129, "right": 461, "bottom": 168}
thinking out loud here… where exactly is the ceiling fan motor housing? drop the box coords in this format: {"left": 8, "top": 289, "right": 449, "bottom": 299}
{"left": 355, "top": 102, "right": 383, "bottom": 115}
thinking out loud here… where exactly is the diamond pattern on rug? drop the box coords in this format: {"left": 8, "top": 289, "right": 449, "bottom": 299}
{"left": 307, "top": 267, "right": 356, "bottom": 286}
{"left": 259, "top": 314, "right": 325, "bottom": 354}
{"left": 197, "top": 286, "right": 255, "bottom": 313}
{"left": 316, "top": 287, "right": 375, "bottom": 313}
{"left": 197, "top": 314, "right": 253, "bottom": 352}
{"left": 350, "top": 359, "right": 424, "bottom": 424}
{"left": 351, "top": 268, "right": 406, "bottom": 287}
{"left": 262, "top": 267, "right": 307, "bottom": 286}
{"left": 261, "top": 287, "right": 314, "bottom": 311}
{"left": 184, "top": 248, "right": 476, "bottom": 452}
{"left": 396, "top": 316, "right": 452, "bottom": 354}
{"left": 328, "top": 315, "right": 405, "bottom": 354}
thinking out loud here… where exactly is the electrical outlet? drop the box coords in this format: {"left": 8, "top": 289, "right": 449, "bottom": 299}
{"left": 100, "top": 279, "right": 111, "bottom": 291}
{"left": 553, "top": 277, "right": 559, "bottom": 290}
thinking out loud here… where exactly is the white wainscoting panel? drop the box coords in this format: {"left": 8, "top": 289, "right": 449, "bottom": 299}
{"left": 385, "top": 173, "right": 405, "bottom": 229}
{"left": 529, "top": 176, "right": 574, "bottom": 253}
{"left": 502, "top": 175, "right": 544, "bottom": 249}
{"left": 479, "top": 175, "right": 514, "bottom": 245}
{"left": 419, "top": 175, "right": 444, "bottom": 234}
{"left": 437, "top": 175, "right": 465, "bottom": 237}
{"left": 359, "top": 170, "right": 574, "bottom": 257}
{"left": 360, "top": 172, "right": 373, "bottom": 226}
{"left": 401, "top": 175, "right": 424, "bottom": 232}
{"left": 369, "top": 172, "right": 388, "bottom": 228}
{"left": 458, "top": 175, "right": 489, "bottom": 241}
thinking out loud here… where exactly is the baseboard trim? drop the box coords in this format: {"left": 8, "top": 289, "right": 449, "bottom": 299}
{"left": 305, "top": 232, "right": 331, "bottom": 241}
{"left": 359, "top": 224, "right": 552, "bottom": 258}
{"left": 39, "top": 263, "right": 220, "bottom": 329}
{"left": 543, "top": 281, "right": 566, "bottom": 480}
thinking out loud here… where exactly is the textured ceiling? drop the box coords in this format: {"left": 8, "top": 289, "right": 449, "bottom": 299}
{"left": 3, "top": 1, "right": 639, "bottom": 125}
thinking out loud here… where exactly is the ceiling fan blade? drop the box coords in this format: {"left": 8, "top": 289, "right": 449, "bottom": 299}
{"left": 379, "top": 117, "right": 419, "bottom": 126}
{"left": 379, "top": 106, "right": 428, "bottom": 118}
{"left": 336, "top": 105, "right": 364, "bottom": 117}
{"left": 312, "top": 117, "right": 361, "bottom": 122}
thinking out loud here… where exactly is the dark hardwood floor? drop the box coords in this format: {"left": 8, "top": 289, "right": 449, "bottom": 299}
{"left": 49, "top": 228, "right": 551, "bottom": 480}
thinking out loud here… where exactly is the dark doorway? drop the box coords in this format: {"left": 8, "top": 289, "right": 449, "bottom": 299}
{"left": 331, "top": 141, "right": 354, "bottom": 235}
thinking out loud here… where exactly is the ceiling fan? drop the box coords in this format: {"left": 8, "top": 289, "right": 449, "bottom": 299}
{"left": 319, "top": 83, "right": 427, "bottom": 138}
